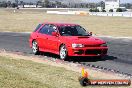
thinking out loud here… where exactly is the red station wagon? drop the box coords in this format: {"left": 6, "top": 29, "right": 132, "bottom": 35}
{"left": 29, "top": 22, "right": 108, "bottom": 60}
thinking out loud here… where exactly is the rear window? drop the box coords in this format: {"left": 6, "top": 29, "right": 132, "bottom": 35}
{"left": 34, "top": 24, "right": 42, "bottom": 32}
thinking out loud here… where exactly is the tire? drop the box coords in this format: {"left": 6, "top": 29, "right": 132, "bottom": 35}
{"left": 59, "top": 45, "right": 68, "bottom": 60}
{"left": 32, "top": 40, "right": 40, "bottom": 55}
{"left": 96, "top": 56, "right": 102, "bottom": 59}
{"left": 79, "top": 77, "right": 91, "bottom": 86}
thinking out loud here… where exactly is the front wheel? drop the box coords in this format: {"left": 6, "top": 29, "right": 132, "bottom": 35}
{"left": 59, "top": 45, "right": 68, "bottom": 60}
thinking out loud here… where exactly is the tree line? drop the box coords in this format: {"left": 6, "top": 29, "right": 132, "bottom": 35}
{"left": 0, "top": 0, "right": 105, "bottom": 8}
{"left": 0, "top": 0, "right": 132, "bottom": 9}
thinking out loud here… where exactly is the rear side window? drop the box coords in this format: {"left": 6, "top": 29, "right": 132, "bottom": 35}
{"left": 34, "top": 24, "right": 42, "bottom": 32}
{"left": 39, "top": 24, "right": 49, "bottom": 34}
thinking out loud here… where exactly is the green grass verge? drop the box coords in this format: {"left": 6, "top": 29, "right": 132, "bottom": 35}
{"left": 0, "top": 55, "right": 130, "bottom": 88}
{"left": 0, "top": 56, "right": 81, "bottom": 88}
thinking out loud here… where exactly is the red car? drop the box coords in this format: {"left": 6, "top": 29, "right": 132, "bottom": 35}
{"left": 29, "top": 22, "right": 108, "bottom": 60}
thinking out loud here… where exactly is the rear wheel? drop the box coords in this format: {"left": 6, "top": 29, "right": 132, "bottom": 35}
{"left": 59, "top": 45, "right": 68, "bottom": 60}
{"left": 32, "top": 40, "right": 40, "bottom": 55}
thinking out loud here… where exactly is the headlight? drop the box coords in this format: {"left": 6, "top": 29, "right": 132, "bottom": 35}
{"left": 101, "top": 43, "right": 107, "bottom": 47}
{"left": 72, "top": 44, "right": 84, "bottom": 48}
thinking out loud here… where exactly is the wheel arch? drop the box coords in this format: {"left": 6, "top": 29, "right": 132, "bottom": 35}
{"left": 32, "top": 39, "right": 36, "bottom": 43}
{"left": 31, "top": 39, "right": 36, "bottom": 47}
{"left": 32, "top": 39, "right": 39, "bottom": 49}
{"left": 59, "top": 43, "right": 70, "bottom": 55}
{"left": 59, "top": 43, "right": 65, "bottom": 51}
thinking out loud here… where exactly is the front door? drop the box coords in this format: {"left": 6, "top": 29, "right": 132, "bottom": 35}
{"left": 46, "top": 24, "right": 60, "bottom": 53}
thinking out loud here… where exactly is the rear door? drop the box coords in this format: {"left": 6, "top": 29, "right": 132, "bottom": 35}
{"left": 37, "top": 24, "right": 49, "bottom": 51}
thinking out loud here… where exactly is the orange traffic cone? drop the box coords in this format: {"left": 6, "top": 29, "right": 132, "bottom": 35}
{"left": 79, "top": 67, "right": 90, "bottom": 86}
{"left": 81, "top": 67, "right": 88, "bottom": 78}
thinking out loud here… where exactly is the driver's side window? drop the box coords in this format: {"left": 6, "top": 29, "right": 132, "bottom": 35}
{"left": 47, "top": 24, "right": 57, "bottom": 35}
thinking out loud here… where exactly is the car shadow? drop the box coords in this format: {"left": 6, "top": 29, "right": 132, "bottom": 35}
{"left": 69, "top": 55, "right": 118, "bottom": 63}
{"left": 39, "top": 52, "right": 59, "bottom": 58}
{"left": 38, "top": 52, "right": 117, "bottom": 63}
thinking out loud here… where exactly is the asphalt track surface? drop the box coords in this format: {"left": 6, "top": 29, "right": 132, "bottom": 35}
{"left": 0, "top": 32, "right": 132, "bottom": 76}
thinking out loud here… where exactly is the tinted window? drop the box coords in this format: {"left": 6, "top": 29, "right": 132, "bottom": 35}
{"left": 39, "top": 24, "right": 49, "bottom": 34}
{"left": 59, "top": 25, "right": 89, "bottom": 36}
{"left": 48, "top": 27, "right": 55, "bottom": 35}
{"left": 34, "top": 24, "right": 42, "bottom": 32}
{"left": 47, "top": 25, "right": 57, "bottom": 35}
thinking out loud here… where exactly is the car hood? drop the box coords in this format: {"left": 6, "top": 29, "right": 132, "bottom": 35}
{"left": 61, "top": 36, "right": 106, "bottom": 45}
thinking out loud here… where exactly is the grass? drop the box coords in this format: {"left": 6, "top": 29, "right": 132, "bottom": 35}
{"left": 0, "top": 8, "right": 132, "bottom": 37}
{"left": 0, "top": 55, "right": 81, "bottom": 88}
{"left": 0, "top": 54, "right": 131, "bottom": 88}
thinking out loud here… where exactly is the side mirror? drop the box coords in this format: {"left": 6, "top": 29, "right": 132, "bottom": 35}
{"left": 52, "top": 32, "right": 59, "bottom": 37}
{"left": 89, "top": 32, "right": 92, "bottom": 36}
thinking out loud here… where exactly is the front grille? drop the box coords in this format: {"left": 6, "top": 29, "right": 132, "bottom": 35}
{"left": 102, "top": 49, "right": 108, "bottom": 54}
{"left": 84, "top": 45, "right": 101, "bottom": 47}
{"left": 85, "top": 49, "right": 102, "bottom": 55}
{"left": 74, "top": 50, "right": 84, "bottom": 55}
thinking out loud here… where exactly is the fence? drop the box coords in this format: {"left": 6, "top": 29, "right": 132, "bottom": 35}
{"left": 46, "top": 10, "right": 132, "bottom": 17}
{"left": 47, "top": 11, "right": 88, "bottom": 15}
{"left": 89, "top": 12, "right": 132, "bottom": 17}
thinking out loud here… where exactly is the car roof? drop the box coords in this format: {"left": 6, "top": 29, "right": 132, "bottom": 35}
{"left": 42, "top": 22, "right": 78, "bottom": 27}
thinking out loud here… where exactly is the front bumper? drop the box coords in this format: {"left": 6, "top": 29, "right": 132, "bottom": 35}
{"left": 67, "top": 47, "right": 108, "bottom": 56}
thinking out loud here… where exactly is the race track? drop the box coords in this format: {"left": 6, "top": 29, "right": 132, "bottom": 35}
{"left": 0, "top": 32, "right": 132, "bottom": 77}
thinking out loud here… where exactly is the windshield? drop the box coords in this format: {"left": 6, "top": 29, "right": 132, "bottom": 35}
{"left": 59, "top": 25, "right": 89, "bottom": 36}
